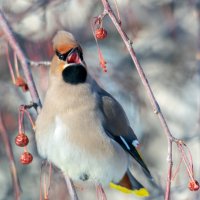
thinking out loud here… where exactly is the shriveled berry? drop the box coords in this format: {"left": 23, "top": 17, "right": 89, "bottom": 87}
{"left": 22, "top": 84, "right": 29, "bottom": 92}
{"left": 188, "top": 180, "right": 199, "bottom": 191}
{"left": 95, "top": 28, "right": 107, "bottom": 40}
{"left": 15, "top": 77, "right": 29, "bottom": 92}
{"left": 15, "top": 133, "right": 29, "bottom": 147}
{"left": 20, "top": 152, "right": 33, "bottom": 165}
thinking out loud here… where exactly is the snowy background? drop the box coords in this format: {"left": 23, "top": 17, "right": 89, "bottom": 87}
{"left": 0, "top": 0, "right": 200, "bottom": 199}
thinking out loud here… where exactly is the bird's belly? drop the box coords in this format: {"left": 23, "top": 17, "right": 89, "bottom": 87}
{"left": 36, "top": 115, "right": 128, "bottom": 185}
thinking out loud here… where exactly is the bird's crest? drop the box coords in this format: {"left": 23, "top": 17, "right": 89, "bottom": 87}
{"left": 52, "top": 30, "right": 78, "bottom": 54}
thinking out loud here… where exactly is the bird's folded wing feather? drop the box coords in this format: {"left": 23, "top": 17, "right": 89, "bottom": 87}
{"left": 94, "top": 81, "right": 152, "bottom": 178}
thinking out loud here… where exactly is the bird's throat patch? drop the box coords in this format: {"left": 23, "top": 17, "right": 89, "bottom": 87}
{"left": 62, "top": 64, "right": 87, "bottom": 84}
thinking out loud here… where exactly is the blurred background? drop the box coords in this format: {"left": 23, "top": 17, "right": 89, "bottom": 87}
{"left": 0, "top": 0, "right": 200, "bottom": 199}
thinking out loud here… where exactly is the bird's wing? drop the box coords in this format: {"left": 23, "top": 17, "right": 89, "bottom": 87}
{"left": 93, "top": 81, "right": 152, "bottom": 178}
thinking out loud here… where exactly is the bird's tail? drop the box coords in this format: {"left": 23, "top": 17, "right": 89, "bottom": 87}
{"left": 110, "top": 170, "right": 150, "bottom": 197}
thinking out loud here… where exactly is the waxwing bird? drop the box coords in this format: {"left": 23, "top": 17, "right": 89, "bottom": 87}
{"left": 35, "top": 30, "right": 152, "bottom": 197}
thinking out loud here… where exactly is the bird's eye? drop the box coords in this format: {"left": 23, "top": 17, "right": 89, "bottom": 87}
{"left": 56, "top": 49, "right": 73, "bottom": 61}
{"left": 58, "top": 54, "right": 64, "bottom": 60}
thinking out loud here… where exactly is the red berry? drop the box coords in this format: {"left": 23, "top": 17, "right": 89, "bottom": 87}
{"left": 95, "top": 28, "right": 107, "bottom": 40}
{"left": 188, "top": 180, "right": 199, "bottom": 191}
{"left": 15, "top": 77, "right": 29, "bottom": 92}
{"left": 15, "top": 133, "right": 29, "bottom": 147}
{"left": 15, "top": 77, "right": 26, "bottom": 87}
{"left": 20, "top": 152, "right": 33, "bottom": 165}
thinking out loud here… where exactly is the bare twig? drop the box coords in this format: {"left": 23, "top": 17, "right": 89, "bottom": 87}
{"left": 195, "top": 3, "right": 200, "bottom": 199}
{"left": 96, "top": 184, "right": 107, "bottom": 200}
{"left": 196, "top": 2, "right": 200, "bottom": 130}
{"left": 28, "top": 60, "right": 51, "bottom": 67}
{"left": 65, "top": 176, "right": 79, "bottom": 200}
{"left": 0, "top": 114, "right": 21, "bottom": 200}
{"left": 0, "top": 10, "right": 42, "bottom": 112}
{"left": 100, "top": 0, "right": 178, "bottom": 199}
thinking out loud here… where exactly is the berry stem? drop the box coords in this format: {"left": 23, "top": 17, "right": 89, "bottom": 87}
{"left": 178, "top": 144, "right": 194, "bottom": 181}
{"left": 24, "top": 146, "right": 28, "bottom": 152}
{"left": 5, "top": 44, "right": 16, "bottom": 85}
{"left": 91, "top": 19, "right": 108, "bottom": 72}
{"left": 18, "top": 109, "right": 24, "bottom": 134}
{"left": 171, "top": 157, "right": 183, "bottom": 180}
{"left": 185, "top": 144, "right": 194, "bottom": 175}
{"left": 14, "top": 52, "right": 20, "bottom": 77}
{"left": 24, "top": 109, "right": 35, "bottom": 130}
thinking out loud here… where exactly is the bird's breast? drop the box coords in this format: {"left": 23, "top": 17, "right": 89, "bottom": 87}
{"left": 35, "top": 83, "right": 128, "bottom": 184}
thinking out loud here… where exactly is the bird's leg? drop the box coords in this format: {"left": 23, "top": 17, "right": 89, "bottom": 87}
{"left": 64, "top": 175, "right": 79, "bottom": 200}
{"left": 73, "top": 183, "right": 84, "bottom": 191}
{"left": 96, "top": 184, "right": 107, "bottom": 200}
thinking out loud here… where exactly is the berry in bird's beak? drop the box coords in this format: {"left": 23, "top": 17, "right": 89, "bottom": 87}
{"left": 56, "top": 47, "right": 83, "bottom": 65}
{"left": 67, "top": 50, "right": 81, "bottom": 64}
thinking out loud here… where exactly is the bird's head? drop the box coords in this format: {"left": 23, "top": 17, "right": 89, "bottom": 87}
{"left": 50, "top": 30, "right": 87, "bottom": 84}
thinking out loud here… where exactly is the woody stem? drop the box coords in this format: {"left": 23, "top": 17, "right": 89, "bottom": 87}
{"left": 100, "top": 0, "right": 176, "bottom": 199}
{"left": 0, "top": 11, "right": 42, "bottom": 112}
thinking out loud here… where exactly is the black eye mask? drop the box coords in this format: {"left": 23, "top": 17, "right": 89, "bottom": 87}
{"left": 56, "top": 48, "right": 73, "bottom": 61}
{"left": 56, "top": 47, "right": 83, "bottom": 61}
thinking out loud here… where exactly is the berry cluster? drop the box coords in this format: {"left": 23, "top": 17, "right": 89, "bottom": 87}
{"left": 92, "top": 17, "right": 108, "bottom": 73}
{"left": 15, "top": 105, "right": 35, "bottom": 165}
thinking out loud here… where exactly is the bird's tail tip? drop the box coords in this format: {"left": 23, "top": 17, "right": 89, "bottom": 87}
{"left": 109, "top": 182, "right": 150, "bottom": 197}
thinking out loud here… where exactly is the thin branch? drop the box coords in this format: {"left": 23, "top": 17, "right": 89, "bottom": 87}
{"left": 14, "top": 52, "right": 20, "bottom": 77}
{"left": 5, "top": 43, "right": 16, "bottom": 84}
{"left": 65, "top": 176, "right": 79, "bottom": 200}
{"left": 28, "top": 60, "right": 51, "bottom": 67}
{"left": 196, "top": 1, "right": 200, "bottom": 130}
{"left": 96, "top": 184, "right": 107, "bottom": 200}
{"left": 196, "top": 3, "right": 200, "bottom": 198}
{"left": 0, "top": 114, "right": 21, "bottom": 200}
{"left": 100, "top": 1, "right": 178, "bottom": 199}
{"left": 165, "top": 139, "right": 173, "bottom": 200}
{"left": 0, "top": 10, "right": 42, "bottom": 112}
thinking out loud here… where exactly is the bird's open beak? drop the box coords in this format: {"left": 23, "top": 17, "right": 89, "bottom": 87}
{"left": 56, "top": 47, "right": 85, "bottom": 71}
{"left": 66, "top": 47, "right": 83, "bottom": 64}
